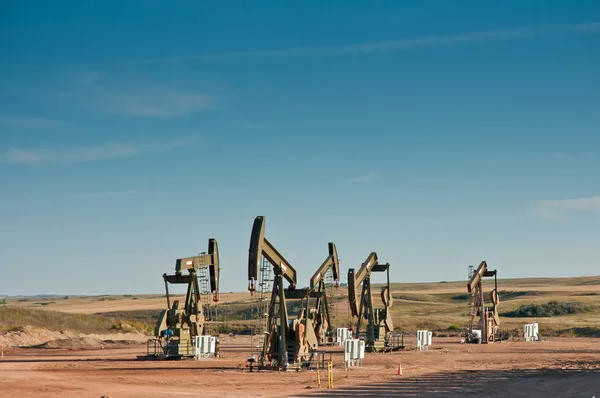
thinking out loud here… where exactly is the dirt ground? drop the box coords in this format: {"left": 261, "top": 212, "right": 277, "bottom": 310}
{"left": 1, "top": 335, "right": 599, "bottom": 398}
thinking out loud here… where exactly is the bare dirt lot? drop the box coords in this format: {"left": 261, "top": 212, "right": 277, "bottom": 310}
{"left": 1, "top": 335, "right": 599, "bottom": 398}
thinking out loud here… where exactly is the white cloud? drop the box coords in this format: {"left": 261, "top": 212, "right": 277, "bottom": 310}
{"left": 0, "top": 138, "right": 194, "bottom": 165}
{"left": 0, "top": 115, "right": 70, "bottom": 129}
{"left": 75, "top": 72, "right": 214, "bottom": 118}
{"left": 531, "top": 196, "right": 600, "bottom": 220}
{"left": 348, "top": 172, "right": 378, "bottom": 183}
{"left": 142, "top": 22, "right": 600, "bottom": 62}
{"left": 550, "top": 152, "right": 571, "bottom": 160}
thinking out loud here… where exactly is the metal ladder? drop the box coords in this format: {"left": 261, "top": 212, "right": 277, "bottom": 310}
{"left": 256, "top": 256, "right": 272, "bottom": 334}
{"left": 324, "top": 268, "right": 336, "bottom": 322}
{"left": 466, "top": 265, "right": 475, "bottom": 332}
{"left": 250, "top": 256, "right": 272, "bottom": 362}
{"left": 198, "top": 266, "right": 212, "bottom": 322}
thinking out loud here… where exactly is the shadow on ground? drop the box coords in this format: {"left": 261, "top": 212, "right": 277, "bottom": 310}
{"left": 292, "top": 368, "right": 600, "bottom": 397}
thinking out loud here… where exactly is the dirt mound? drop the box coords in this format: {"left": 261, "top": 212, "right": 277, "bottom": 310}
{"left": 0, "top": 326, "right": 75, "bottom": 347}
{"left": 34, "top": 337, "right": 102, "bottom": 349}
{"left": 34, "top": 337, "right": 142, "bottom": 349}
{"left": 0, "top": 325, "right": 148, "bottom": 349}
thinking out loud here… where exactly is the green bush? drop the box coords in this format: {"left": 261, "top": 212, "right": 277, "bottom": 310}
{"left": 501, "top": 301, "right": 592, "bottom": 318}
{"left": 498, "top": 290, "right": 542, "bottom": 300}
{"left": 545, "top": 327, "right": 600, "bottom": 338}
{"left": 450, "top": 294, "right": 470, "bottom": 301}
{"left": 451, "top": 290, "right": 542, "bottom": 301}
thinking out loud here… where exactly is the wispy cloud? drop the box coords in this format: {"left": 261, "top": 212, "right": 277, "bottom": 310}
{"left": 72, "top": 190, "right": 155, "bottom": 199}
{"left": 0, "top": 114, "right": 70, "bottom": 129}
{"left": 75, "top": 72, "right": 214, "bottom": 118}
{"left": 0, "top": 138, "right": 194, "bottom": 165}
{"left": 531, "top": 196, "right": 600, "bottom": 220}
{"left": 348, "top": 172, "right": 378, "bottom": 183}
{"left": 551, "top": 152, "right": 571, "bottom": 160}
{"left": 101, "top": 89, "right": 213, "bottom": 118}
{"left": 142, "top": 22, "right": 600, "bottom": 63}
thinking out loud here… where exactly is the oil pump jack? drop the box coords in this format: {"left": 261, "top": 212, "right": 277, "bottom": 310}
{"left": 149, "top": 239, "right": 220, "bottom": 359}
{"left": 465, "top": 260, "right": 506, "bottom": 343}
{"left": 348, "top": 252, "right": 400, "bottom": 352}
{"left": 303, "top": 243, "right": 340, "bottom": 344}
{"left": 248, "top": 216, "right": 339, "bottom": 369}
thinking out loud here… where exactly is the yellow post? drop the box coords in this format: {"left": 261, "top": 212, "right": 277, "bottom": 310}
{"left": 316, "top": 365, "right": 321, "bottom": 388}
{"left": 327, "top": 362, "right": 333, "bottom": 388}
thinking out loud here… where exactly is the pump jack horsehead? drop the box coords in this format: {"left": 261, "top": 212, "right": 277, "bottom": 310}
{"left": 248, "top": 216, "right": 340, "bottom": 369}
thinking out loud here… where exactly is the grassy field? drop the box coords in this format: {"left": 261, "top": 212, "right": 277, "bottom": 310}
{"left": 2, "top": 275, "right": 600, "bottom": 337}
{"left": 0, "top": 306, "right": 151, "bottom": 334}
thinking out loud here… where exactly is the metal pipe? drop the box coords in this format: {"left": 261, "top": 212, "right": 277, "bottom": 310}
{"left": 163, "top": 274, "right": 171, "bottom": 309}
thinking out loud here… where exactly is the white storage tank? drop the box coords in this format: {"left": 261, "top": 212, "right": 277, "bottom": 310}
{"left": 358, "top": 339, "right": 365, "bottom": 359}
{"left": 416, "top": 330, "right": 432, "bottom": 350}
{"left": 523, "top": 323, "right": 539, "bottom": 342}
{"left": 194, "top": 335, "right": 216, "bottom": 358}
{"left": 344, "top": 339, "right": 354, "bottom": 359}
{"left": 344, "top": 338, "right": 364, "bottom": 367}
{"left": 336, "top": 327, "right": 351, "bottom": 346}
{"left": 470, "top": 329, "right": 482, "bottom": 343}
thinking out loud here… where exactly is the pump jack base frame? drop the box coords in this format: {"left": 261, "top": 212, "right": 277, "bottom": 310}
{"left": 137, "top": 338, "right": 195, "bottom": 361}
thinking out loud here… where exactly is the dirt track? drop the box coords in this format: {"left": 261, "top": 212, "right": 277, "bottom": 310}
{"left": 1, "top": 336, "right": 599, "bottom": 397}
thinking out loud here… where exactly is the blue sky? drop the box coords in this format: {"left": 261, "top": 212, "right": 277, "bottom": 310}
{"left": 1, "top": 1, "right": 599, "bottom": 296}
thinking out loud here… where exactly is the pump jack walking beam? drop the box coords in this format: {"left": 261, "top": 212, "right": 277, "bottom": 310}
{"left": 248, "top": 217, "right": 297, "bottom": 291}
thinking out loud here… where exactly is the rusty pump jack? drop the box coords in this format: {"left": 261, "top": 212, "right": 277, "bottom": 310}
{"left": 348, "top": 252, "right": 400, "bottom": 352}
{"left": 465, "top": 261, "right": 505, "bottom": 343}
{"left": 150, "top": 239, "right": 220, "bottom": 359}
{"left": 248, "top": 216, "right": 335, "bottom": 369}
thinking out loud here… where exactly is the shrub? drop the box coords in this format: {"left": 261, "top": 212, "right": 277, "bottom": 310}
{"left": 451, "top": 290, "right": 542, "bottom": 301}
{"left": 450, "top": 294, "right": 470, "bottom": 301}
{"left": 498, "top": 290, "right": 542, "bottom": 300}
{"left": 546, "top": 327, "right": 600, "bottom": 338}
{"left": 501, "top": 301, "right": 592, "bottom": 318}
